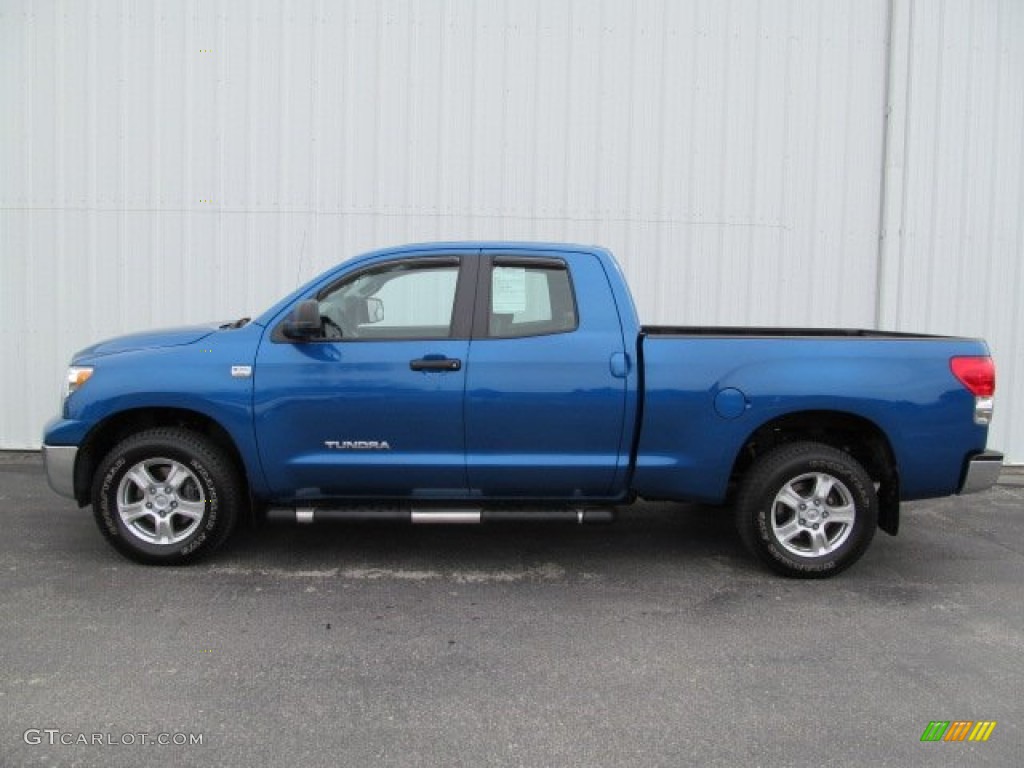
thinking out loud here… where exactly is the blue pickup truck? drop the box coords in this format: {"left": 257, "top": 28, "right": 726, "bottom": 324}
{"left": 43, "top": 242, "right": 1003, "bottom": 577}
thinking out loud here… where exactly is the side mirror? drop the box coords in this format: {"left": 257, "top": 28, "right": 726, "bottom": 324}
{"left": 282, "top": 299, "right": 321, "bottom": 340}
{"left": 366, "top": 297, "right": 384, "bottom": 324}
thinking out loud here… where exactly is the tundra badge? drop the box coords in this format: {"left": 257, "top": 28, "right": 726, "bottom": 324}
{"left": 324, "top": 440, "right": 392, "bottom": 450}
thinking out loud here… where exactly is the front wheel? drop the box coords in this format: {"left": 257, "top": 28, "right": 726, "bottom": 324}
{"left": 92, "top": 428, "right": 243, "bottom": 564}
{"left": 735, "top": 442, "right": 878, "bottom": 578}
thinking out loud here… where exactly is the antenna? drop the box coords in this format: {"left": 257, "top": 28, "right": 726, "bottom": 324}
{"left": 295, "top": 228, "right": 308, "bottom": 287}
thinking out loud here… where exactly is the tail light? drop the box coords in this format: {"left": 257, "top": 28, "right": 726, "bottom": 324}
{"left": 951, "top": 356, "right": 995, "bottom": 396}
{"left": 951, "top": 356, "right": 995, "bottom": 425}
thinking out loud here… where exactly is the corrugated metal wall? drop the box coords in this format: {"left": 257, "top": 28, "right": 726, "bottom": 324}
{"left": 1, "top": 0, "right": 1022, "bottom": 462}
{"left": 878, "top": 0, "right": 1024, "bottom": 462}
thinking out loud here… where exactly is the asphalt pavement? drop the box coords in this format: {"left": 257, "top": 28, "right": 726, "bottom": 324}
{"left": 1, "top": 453, "right": 1022, "bottom": 768}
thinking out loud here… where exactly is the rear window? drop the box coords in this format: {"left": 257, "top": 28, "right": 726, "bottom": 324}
{"left": 488, "top": 263, "right": 578, "bottom": 338}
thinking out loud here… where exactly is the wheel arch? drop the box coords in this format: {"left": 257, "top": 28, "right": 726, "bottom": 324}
{"left": 728, "top": 410, "right": 901, "bottom": 535}
{"left": 74, "top": 407, "right": 250, "bottom": 512}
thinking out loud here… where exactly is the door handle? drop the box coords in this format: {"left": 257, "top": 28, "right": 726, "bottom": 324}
{"left": 609, "top": 352, "right": 630, "bottom": 378}
{"left": 410, "top": 357, "right": 462, "bottom": 372}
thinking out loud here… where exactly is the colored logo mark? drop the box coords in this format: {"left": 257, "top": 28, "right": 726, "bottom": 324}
{"left": 920, "top": 721, "right": 997, "bottom": 742}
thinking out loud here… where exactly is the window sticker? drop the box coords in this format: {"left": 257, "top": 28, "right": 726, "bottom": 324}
{"left": 492, "top": 267, "right": 528, "bottom": 313}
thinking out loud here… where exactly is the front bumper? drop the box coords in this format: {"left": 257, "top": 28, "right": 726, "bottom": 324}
{"left": 42, "top": 444, "right": 78, "bottom": 499}
{"left": 959, "top": 451, "right": 1004, "bottom": 495}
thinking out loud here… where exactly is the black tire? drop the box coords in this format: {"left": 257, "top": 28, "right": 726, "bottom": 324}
{"left": 91, "top": 428, "right": 243, "bottom": 565}
{"left": 735, "top": 441, "right": 878, "bottom": 578}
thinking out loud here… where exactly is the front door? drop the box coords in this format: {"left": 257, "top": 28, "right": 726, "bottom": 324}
{"left": 254, "top": 256, "right": 473, "bottom": 500}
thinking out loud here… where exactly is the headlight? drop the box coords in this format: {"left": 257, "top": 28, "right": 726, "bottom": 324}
{"left": 65, "top": 366, "right": 94, "bottom": 399}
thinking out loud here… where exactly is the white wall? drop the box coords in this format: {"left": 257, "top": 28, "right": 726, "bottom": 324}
{"left": 1, "top": 0, "right": 1021, "bottom": 462}
{"left": 878, "top": 0, "right": 1024, "bottom": 460}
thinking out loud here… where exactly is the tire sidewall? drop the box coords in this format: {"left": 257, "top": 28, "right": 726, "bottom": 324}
{"left": 745, "top": 448, "right": 878, "bottom": 577}
{"left": 94, "top": 435, "right": 228, "bottom": 563}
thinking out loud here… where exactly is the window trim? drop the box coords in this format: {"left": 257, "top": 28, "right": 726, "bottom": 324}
{"left": 472, "top": 255, "right": 580, "bottom": 340}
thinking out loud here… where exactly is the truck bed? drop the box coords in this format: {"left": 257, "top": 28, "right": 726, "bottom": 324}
{"left": 633, "top": 329, "right": 990, "bottom": 506}
{"left": 642, "top": 326, "right": 950, "bottom": 339}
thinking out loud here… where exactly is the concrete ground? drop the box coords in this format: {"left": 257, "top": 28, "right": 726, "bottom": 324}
{"left": 1, "top": 453, "right": 1021, "bottom": 768}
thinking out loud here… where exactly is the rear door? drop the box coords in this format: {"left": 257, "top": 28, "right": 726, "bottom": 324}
{"left": 254, "top": 255, "right": 476, "bottom": 499}
{"left": 464, "top": 250, "right": 630, "bottom": 498}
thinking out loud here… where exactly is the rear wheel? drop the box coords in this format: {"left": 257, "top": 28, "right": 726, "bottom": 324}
{"left": 735, "top": 441, "right": 878, "bottom": 578}
{"left": 92, "top": 428, "right": 242, "bottom": 564}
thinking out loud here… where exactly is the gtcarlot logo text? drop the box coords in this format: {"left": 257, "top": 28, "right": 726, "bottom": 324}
{"left": 24, "top": 729, "right": 204, "bottom": 747}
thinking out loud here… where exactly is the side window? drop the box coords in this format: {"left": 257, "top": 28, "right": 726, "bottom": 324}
{"left": 318, "top": 261, "right": 459, "bottom": 340}
{"left": 489, "top": 262, "right": 578, "bottom": 338}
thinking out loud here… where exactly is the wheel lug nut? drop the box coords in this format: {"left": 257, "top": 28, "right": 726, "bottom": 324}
{"left": 799, "top": 518, "right": 806, "bottom": 526}
{"left": 145, "top": 502, "right": 153, "bottom": 509}
{"left": 813, "top": 523, "right": 820, "bottom": 530}
{"left": 149, "top": 486, "right": 156, "bottom": 494}
{"left": 799, "top": 503, "right": 806, "bottom": 510}
{"left": 164, "top": 487, "right": 172, "bottom": 493}
{"left": 822, "top": 511, "right": 829, "bottom": 519}
{"left": 170, "top": 501, "right": 177, "bottom": 509}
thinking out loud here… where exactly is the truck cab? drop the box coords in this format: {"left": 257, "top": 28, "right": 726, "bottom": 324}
{"left": 251, "top": 245, "right": 638, "bottom": 501}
